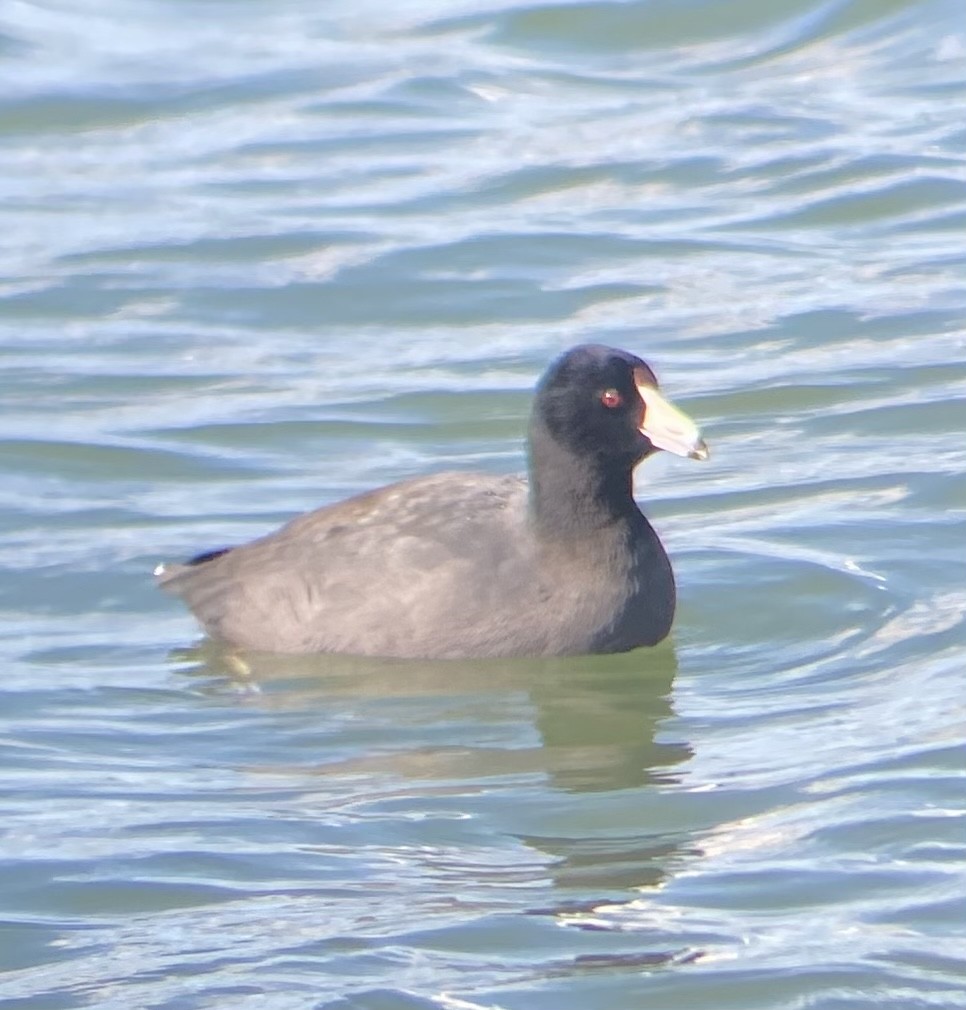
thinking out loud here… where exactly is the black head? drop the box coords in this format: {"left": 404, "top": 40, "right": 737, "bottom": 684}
{"left": 531, "top": 344, "right": 707, "bottom": 470}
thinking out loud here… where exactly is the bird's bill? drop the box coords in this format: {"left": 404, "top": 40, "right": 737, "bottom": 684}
{"left": 635, "top": 378, "right": 709, "bottom": 461}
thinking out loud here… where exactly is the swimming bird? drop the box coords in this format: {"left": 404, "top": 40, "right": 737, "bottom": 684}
{"left": 156, "top": 345, "right": 708, "bottom": 659}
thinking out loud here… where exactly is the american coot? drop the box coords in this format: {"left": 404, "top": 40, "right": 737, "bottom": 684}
{"left": 156, "top": 345, "right": 708, "bottom": 659}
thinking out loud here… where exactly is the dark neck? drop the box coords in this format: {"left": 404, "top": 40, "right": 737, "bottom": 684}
{"left": 527, "top": 419, "right": 641, "bottom": 539}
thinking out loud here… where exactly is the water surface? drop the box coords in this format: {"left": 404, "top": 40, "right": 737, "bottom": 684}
{"left": 2, "top": 0, "right": 965, "bottom": 1007}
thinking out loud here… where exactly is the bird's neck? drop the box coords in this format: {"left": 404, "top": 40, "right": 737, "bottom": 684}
{"left": 527, "top": 425, "right": 640, "bottom": 540}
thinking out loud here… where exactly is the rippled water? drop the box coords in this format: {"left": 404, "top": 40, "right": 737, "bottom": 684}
{"left": 2, "top": 0, "right": 966, "bottom": 1006}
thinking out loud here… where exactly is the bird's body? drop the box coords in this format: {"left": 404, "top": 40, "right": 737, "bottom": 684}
{"left": 156, "top": 470, "right": 674, "bottom": 658}
{"left": 156, "top": 345, "right": 707, "bottom": 659}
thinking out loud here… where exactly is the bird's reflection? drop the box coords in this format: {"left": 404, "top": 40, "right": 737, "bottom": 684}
{"left": 177, "top": 640, "right": 688, "bottom": 793}
{"left": 176, "top": 639, "right": 694, "bottom": 953}
{"left": 527, "top": 648, "right": 689, "bottom": 794}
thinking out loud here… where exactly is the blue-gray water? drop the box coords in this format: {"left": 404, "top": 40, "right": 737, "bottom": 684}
{"left": 2, "top": 0, "right": 966, "bottom": 1007}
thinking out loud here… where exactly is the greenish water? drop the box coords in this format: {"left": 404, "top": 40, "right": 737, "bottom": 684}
{"left": 2, "top": 0, "right": 965, "bottom": 1007}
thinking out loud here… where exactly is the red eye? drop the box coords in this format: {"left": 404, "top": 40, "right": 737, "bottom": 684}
{"left": 601, "top": 388, "right": 622, "bottom": 409}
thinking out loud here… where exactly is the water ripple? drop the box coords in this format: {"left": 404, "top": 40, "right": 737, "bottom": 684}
{"left": 2, "top": 0, "right": 966, "bottom": 1007}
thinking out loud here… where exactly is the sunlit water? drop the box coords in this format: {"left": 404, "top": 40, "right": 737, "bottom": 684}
{"left": 2, "top": 0, "right": 965, "bottom": 1007}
